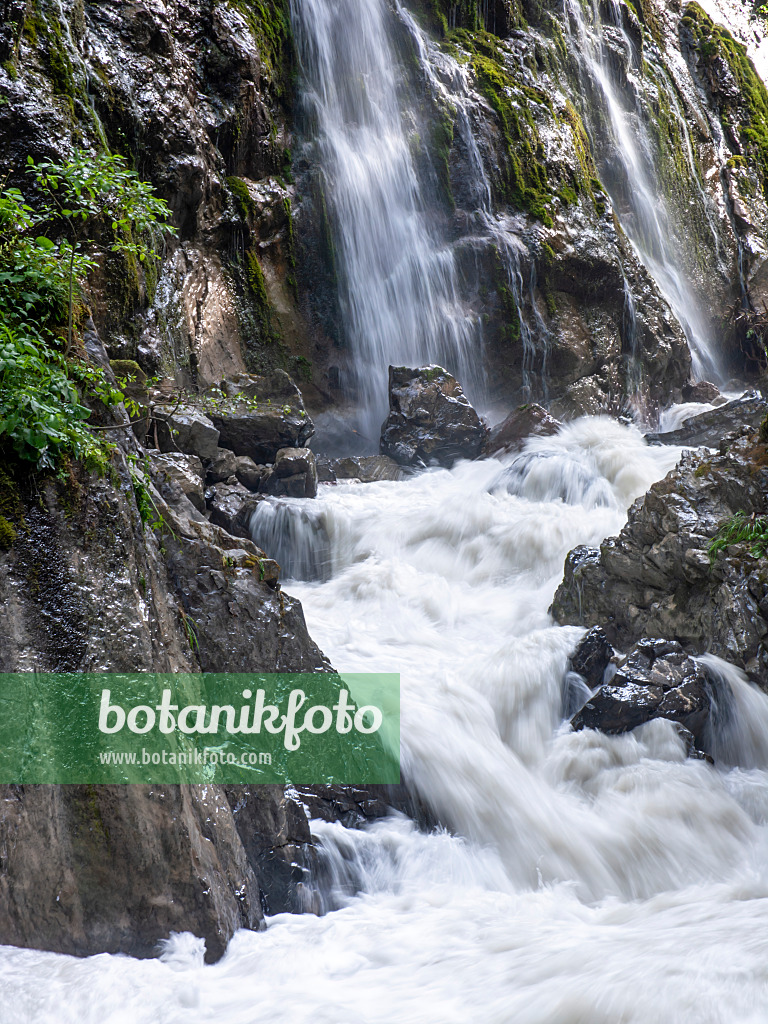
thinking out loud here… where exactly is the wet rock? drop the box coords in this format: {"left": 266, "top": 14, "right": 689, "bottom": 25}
{"left": 262, "top": 448, "right": 318, "bottom": 499}
{"left": 569, "top": 626, "right": 614, "bottom": 689}
{"left": 645, "top": 391, "right": 766, "bottom": 447}
{"left": 206, "top": 481, "right": 256, "bottom": 538}
{"left": 207, "top": 448, "right": 239, "bottom": 485}
{"left": 552, "top": 428, "right": 768, "bottom": 683}
{"left": 155, "top": 406, "right": 220, "bottom": 462}
{"left": 210, "top": 371, "right": 315, "bottom": 464}
{"left": 380, "top": 365, "right": 488, "bottom": 468}
{"left": 571, "top": 639, "right": 711, "bottom": 742}
{"left": 150, "top": 452, "right": 205, "bottom": 512}
{"left": 330, "top": 455, "right": 408, "bottom": 483}
{"left": 486, "top": 404, "right": 561, "bottom": 456}
{"left": 682, "top": 380, "right": 721, "bottom": 404}
{"left": 234, "top": 456, "right": 266, "bottom": 492}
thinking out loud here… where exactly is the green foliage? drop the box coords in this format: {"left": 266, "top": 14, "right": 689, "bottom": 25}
{"left": 708, "top": 511, "right": 768, "bottom": 562}
{"left": 0, "top": 150, "right": 174, "bottom": 471}
{"left": 683, "top": 3, "right": 768, "bottom": 197}
{"left": 244, "top": 248, "right": 282, "bottom": 346}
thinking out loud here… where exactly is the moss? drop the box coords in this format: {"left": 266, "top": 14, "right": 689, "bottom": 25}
{"left": 109, "top": 359, "right": 146, "bottom": 383}
{"left": 245, "top": 249, "right": 282, "bottom": 346}
{"left": 409, "top": 0, "right": 525, "bottom": 35}
{"left": 3, "top": 59, "right": 18, "bottom": 80}
{"left": 226, "top": 0, "right": 292, "bottom": 98}
{"left": 0, "top": 516, "right": 16, "bottom": 549}
{"left": 492, "top": 245, "right": 522, "bottom": 343}
{"left": 683, "top": 2, "right": 768, "bottom": 197}
{"left": 0, "top": 464, "right": 25, "bottom": 550}
{"left": 445, "top": 30, "right": 553, "bottom": 224}
{"left": 430, "top": 107, "right": 456, "bottom": 209}
{"left": 226, "top": 175, "right": 254, "bottom": 220}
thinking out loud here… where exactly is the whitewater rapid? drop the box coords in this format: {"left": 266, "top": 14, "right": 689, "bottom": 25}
{"left": 6, "top": 418, "right": 768, "bottom": 1023}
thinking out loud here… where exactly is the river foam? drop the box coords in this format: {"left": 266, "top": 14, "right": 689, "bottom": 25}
{"left": 6, "top": 419, "right": 768, "bottom": 1023}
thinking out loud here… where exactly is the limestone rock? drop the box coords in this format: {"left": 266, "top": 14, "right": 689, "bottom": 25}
{"left": 487, "top": 404, "right": 561, "bottom": 456}
{"left": 331, "top": 455, "right": 408, "bottom": 483}
{"left": 571, "top": 639, "right": 711, "bottom": 744}
{"left": 552, "top": 428, "right": 768, "bottom": 683}
{"left": 380, "top": 365, "right": 488, "bottom": 468}
{"left": 207, "top": 448, "right": 239, "bottom": 485}
{"left": 569, "top": 626, "right": 614, "bottom": 689}
{"left": 155, "top": 406, "right": 220, "bottom": 462}
{"left": 645, "top": 392, "right": 766, "bottom": 448}
{"left": 210, "top": 371, "right": 315, "bottom": 464}
{"left": 150, "top": 452, "right": 205, "bottom": 512}
{"left": 262, "top": 448, "right": 318, "bottom": 499}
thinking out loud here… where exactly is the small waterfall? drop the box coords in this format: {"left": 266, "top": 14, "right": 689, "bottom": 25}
{"left": 248, "top": 499, "right": 330, "bottom": 582}
{"left": 291, "top": 0, "right": 481, "bottom": 436}
{"left": 564, "top": 0, "right": 724, "bottom": 384}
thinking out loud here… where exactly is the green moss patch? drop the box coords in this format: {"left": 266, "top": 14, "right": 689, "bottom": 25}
{"left": 683, "top": 2, "right": 768, "bottom": 196}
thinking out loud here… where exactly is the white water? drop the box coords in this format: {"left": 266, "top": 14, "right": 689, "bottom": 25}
{"left": 565, "top": 0, "right": 724, "bottom": 384}
{"left": 292, "top": 0, "right": 480, "bottom": 435}
{"left": 8, "top": 420, "right": 768, "bottom": 1022}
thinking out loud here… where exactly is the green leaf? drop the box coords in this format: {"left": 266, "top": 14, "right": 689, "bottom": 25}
{"left": 35, "top": 236, "right": 55, "bottom": 250}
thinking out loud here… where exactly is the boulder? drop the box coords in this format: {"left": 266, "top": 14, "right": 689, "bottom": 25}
{"left": 551, "top": 429, "right": 768, "bottom": 683}
{"left": 331, "top": 455, "right": 408, "bottom": 483}
{"left": 486, "top": 404, "right": 561, "bottom": 456}
{"left": 571, "top": 639, "right": 712, "bottom": 744}
{"left": 645, "top": 391, "right": 766, "bottom": 447}
{"left": 210, "top": 370, "right": 315, "bottom": 464}
{"left": 682, "top": 380, "right": 721, "bottom": 404}
{"left": 207, "top": 448, "right": 239, "bottom": 485}
{"left": 234, "top": 456, "right": 267, "bottom": 492}
{"left": 380, "top": 365, "right": 488, "bottom": 467}
{"left": 155, "top": 406, "right": 220, "bottom": 461}
{"left": 262, "top": 448, "right": 318, "bottom": 499}
{"left": 206, "top": 481, "right": 256, "bottom": 538}
{"left": 150, "top": 452, "right": 206, "bottom": 512}
{"left": 569, "top": 626, "right": 614, "bottom": 689}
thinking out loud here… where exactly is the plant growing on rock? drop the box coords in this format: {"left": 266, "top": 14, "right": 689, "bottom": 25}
{"left": 0, "top": 149, "right": 174, "bottom": 472}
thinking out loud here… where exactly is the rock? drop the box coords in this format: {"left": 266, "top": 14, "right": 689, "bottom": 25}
{"left": 262, "top": 448, "right": 318, "bottom": 499}
{"left": 552, "top": 428, "right": 768, "bottom": 683}
{"left": 155, "top": 406, "right": 220, "bottom": 462}
{"left": 149, "top": 452, "right": 206, "bottom": 512}
{"left": 380, "top": 365, "right": 488, "bottom": 468}
{"left": 331, "top": 455, "right": 408, "bottom": 483}
{"left": 682, "top": 380, "right": 721, "bottom": 404}
{"left": 486, "top": 404, "right": 561, "bottom": 456}
{"left": 210, "top": 371, "right": 315, "bottom": 464}
{"left": 571, "top": 639, "right": 712, "bottom": 744}
{"left": 206, "top": 481, "right": 257, "bottom": 538}
{"left": 207, "top": 448, "right": 239, "bottom": 485}
{"left": 234, "top": 456, "right": 267, "bottom": 492}
{"left": 569, "top": 626, "right": 614, "bottom": 689}
{"left": 645, "top": 391, "right": 766, "bottom": 448}
{"left": 0, "top": 784, "right": 262, "bottom": 963}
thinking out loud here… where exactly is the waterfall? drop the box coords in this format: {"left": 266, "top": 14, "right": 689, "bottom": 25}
{"left": 564, "top": 0, "right": 724, "bottom": 384}
{"left": 291, "top": 0, "right": 481, "bottom": 437}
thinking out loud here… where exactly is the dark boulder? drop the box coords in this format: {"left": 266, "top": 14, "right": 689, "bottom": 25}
{"left": 569, "top": 626, "right": 614, "bottom": 689}
{"left": 645, "top": 391, "right": 765, "bottom": 448}
{"left": 380, "top": 365, "right": 488, "bottom": 468}
{"left": 210, "top": 371, "right": 314, "bottom": 464}
{"left": 262, "top": 447, "right": 318, "bottom": 499}
{"left": 682, "top": 380, "right": 721, "bottom": 404}
{"left": 486, "top": 404, "right": 561, "bottom": 456}
{"left": 571, "top": 639, "right": 712, "bottom": 744}
{"left": 330, "top": 455, "right": 408, "bottom": 483}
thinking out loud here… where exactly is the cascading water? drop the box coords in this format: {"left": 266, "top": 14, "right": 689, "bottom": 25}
{"left": 291, "top": 0, "right": 481, "bottom": 437}
{"left": 564, "top": 0, "right": 724, "bottom": 384}
{"left": 9, "top": 4, "right": 768, "bottom": 1021}
{"left": 11, "top": 419, "right": 768, "bottom": 1021}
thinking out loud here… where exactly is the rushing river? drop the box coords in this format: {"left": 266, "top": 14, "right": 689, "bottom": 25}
{"left": 6, "top": 418, "right": 768, "bottom": 1022}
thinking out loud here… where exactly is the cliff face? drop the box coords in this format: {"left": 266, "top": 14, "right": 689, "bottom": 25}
{"left": 1, "top": 0, "right": 767, "bottom": 963}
